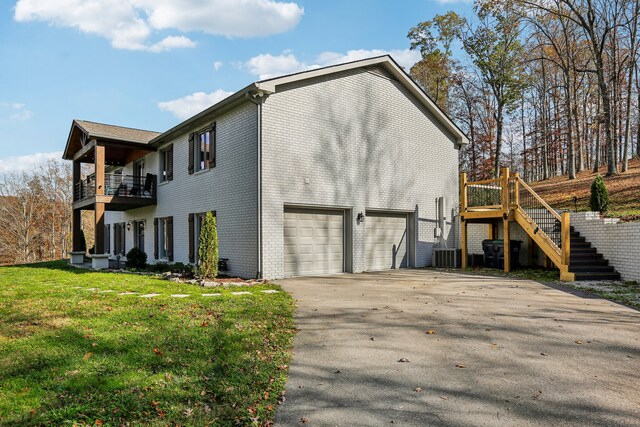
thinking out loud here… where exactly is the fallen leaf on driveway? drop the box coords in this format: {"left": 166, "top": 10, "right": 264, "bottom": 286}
{"left": 455, "top": 364, "right": 466, "bottom": 368}
{"left": 575, "top": 340, "right": 583, "bottom": 345}
{"left": 334, "top": 370, "right": 341, "bottom": 374}
{"left": 440, "top": 396, "right": 449, "bottom": 400}
{"left": 301, "top": 416, "right": 309, "bottom": 423}
{"left": 425, "top": 329, "right": 437, "bottom": 335}
{"left": 414, "top": 387, "right": 423, "bottom": 392}
{"left": 398, "top": 358, "right": 410, "bottom": 363}
{"left": 540, "top": 352, "right": 548, "bottom": 356}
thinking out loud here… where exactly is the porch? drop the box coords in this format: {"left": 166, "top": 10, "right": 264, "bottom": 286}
{"left": 63, "top": 120, "right": 160, "bottom": 268}
{"left": 459, "top": 167, "right": 574, "bottom": 281}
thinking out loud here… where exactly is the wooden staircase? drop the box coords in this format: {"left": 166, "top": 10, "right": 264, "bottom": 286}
{"left": 459, "top": 167, "right": 619, "bottom": 282}
{"left": 568, "top": 227, "right": 620, "bottom": 280}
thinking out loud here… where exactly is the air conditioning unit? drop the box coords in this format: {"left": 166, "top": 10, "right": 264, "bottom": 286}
{"left": 432, "top": 248, "right": 461, "bottom": 268}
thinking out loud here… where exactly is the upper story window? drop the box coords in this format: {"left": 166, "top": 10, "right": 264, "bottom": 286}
{"left": 197, "top": 130, "right": 210, "bottom": 172}
{"left": 188, "top": 124, "right": 216, "bottom": 174}
{"left": 160, "top": 144, "right": 173, "bottom": 182}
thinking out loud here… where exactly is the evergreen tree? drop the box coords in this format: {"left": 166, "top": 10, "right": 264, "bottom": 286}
{"left": 589, "top": 174, "right": 610, "bottom": 213}
{"left": 197, "top": 212, "right": 219, "bottom": 279}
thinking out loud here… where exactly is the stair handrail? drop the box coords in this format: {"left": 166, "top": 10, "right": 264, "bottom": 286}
{"left": 514, "top": 177, "right": 561, "bottom": 221}
{"left": 512, "top": 175, "right": 571, "bottom": 268}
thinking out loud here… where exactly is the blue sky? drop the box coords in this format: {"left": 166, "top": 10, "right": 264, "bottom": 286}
{"left": 0, "top": 0, "right": 472, "bottom": 173}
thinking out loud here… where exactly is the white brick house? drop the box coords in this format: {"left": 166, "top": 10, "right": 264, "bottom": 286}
{"left": 63, "top": 56, "right": 468, "bottom": 279}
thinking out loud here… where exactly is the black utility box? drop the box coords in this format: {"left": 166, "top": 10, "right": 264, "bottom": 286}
{"left": 482, "top": 239, "right": 522, "bottom": 269}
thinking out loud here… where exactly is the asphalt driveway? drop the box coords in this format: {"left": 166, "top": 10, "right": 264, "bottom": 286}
{"left": 274, "top": 270, "right": 640, "bottom": 426}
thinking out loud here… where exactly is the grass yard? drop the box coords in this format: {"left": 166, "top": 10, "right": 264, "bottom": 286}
{"left": 530, "top": 157, "right": 640, "bottom": 221}
{"left": 0, "top": 261, "right": 295, "bottom": 426}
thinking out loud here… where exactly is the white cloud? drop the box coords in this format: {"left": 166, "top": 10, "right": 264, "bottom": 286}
{"left": 0, "top": 102, "right": 33, "bottom": 121}
{"left": 213, "top": 61, "right": 223, "bottom": 71}
{"left": 158, "top": 89, "right": 234, "bottom": 120}
{"left": 14, "top": 0, "right": 303, "bottom": 52}
{"left": 0, "top": 152, "right": 62, "bottom": 174}
{"left": 147, "top": 35, "right": 196, "bottom": 52}
{"left": 243, "top": 48, "right": 421, "bottom": 80}
{"left": 142, "top": 0, "right": 304, "bottom": 37}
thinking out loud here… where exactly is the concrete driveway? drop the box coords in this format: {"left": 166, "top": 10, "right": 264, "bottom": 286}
{"left": 274, "top": 270, "right": 640, "bottom": 426}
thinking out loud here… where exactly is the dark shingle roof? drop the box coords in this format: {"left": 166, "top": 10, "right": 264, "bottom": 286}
{"left": 75, "top": 120, "right": 160, "bottom": 144}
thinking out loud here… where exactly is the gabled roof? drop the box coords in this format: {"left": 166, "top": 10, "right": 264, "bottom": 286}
{"left": 151, "top": 55, "right": 469, "bottom": 146}
{"left": 63, "top": 120, "right": 161, "bottom": 160}
{"left": 75, "top": 120, "right": 161, "bottom": 144}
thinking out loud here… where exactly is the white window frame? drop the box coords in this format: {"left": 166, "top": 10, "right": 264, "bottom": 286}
{"left": 159, "top": 145, "right": 172, "bottom": 183}
{"left": 158, "top": 218, "right": 169, "bottom": 260}
{"left": 195, "top": 129, "right": 211, "bottom": 172}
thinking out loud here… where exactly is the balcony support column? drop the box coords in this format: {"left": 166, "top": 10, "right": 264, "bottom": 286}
{"left": 72, "top": 160, "right": 81, "bottom": 202}
{"left": 92, "top": 144, "right": 107, "bottom": 267}
{"left": 95, "top": 144, "right": 105, "bottom": 196}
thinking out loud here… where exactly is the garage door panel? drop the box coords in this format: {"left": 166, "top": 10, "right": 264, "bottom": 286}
{"left": 284, "top": 208, "right": 344, "bottom": 277}
{"left": 365, "top": 212, "right": 408, "bottom": 271}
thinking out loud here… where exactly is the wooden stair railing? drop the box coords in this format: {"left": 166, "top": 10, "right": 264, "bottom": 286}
{"left": 460, "top": 168, "right": 573, "bottom": 281}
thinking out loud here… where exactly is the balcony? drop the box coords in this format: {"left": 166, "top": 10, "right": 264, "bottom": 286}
{"left": 73, "top": 173, "right": 157, "bottom": 211}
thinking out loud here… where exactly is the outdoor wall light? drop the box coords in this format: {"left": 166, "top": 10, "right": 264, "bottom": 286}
{"left": 357, "top": 212, "right": 365, "bottom": 224}
{"left": 126, "top": 222, "right": 132, "bottom": 231}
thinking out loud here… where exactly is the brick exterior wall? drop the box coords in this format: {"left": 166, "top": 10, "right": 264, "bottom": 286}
{"left": 571, "top": 211, "right": 640, "bottom": 281}
{"left": 260, "top": 65, "right": 461, "bottom": 279}
{"left": 103, "top": 102, "right": 258, "bottom": 278}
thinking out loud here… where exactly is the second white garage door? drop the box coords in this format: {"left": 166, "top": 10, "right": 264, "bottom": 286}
{"left": 365, "top": 212, "right": 408, "bottom": 271}
{"left": 284, "top": 208, "right": 344, "bottom": 277}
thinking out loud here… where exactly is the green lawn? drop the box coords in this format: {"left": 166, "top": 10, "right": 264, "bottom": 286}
{"left": 0, "top": 261, "right": 295, "bottom": 426}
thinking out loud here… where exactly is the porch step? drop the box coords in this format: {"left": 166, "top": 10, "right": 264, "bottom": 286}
{"left": 569, "top": 264, "right": 616, "bottom": 273}
{"left": 569, "top": 258, "right": 609, "bottom": 266}
{"left": 571, "top": 247, "right": 598, "bottom": 254}
{"left": 570, "top": 241, "right": 591, "bottom": 248}
{"left": 567, "top": 228, "right": 620, "bottom": 281}
{"left": 573, "top": 271, "right": 621, "bottom": 281}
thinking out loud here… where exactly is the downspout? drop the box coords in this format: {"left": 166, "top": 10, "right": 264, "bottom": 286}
{"left": 246, "top": 91, "right": 264, "bottom": 278}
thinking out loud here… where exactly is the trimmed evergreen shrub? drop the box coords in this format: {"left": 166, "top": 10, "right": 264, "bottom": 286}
{"left": 197, "top": 212, "right": 219, "bottom": 280}
{"left": 125, "top": 247, "right": 147, "bottom": 269}
{"left": 78, "top": 229, "right": 87, "bottom": 253}
{"left": 589, "top": 174, "right": 610, "bottom": 213}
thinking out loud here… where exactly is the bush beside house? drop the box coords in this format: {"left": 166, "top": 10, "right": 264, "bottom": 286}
{"left": 197, "top": 212, "right": 219, "bottom": 280}
{"left": 590, "top": 174, "right": 610, "bottom": 213}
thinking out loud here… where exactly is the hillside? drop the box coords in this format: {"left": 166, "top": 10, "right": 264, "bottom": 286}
{"left": 529, "top": 158, "right": 640, "bottom": 221}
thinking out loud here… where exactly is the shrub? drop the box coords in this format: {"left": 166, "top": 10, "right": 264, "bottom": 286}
{"left": 78, "top": 229, "right": 87, "bottom": 253}
{"left": 125, "top": 247, "right": 147, "bottom": 269}
{"left": 589, "top": 174, "right": 610, "bottom": 213}
{"left": 197, "top": 212, "right": 219, "bottom": 280}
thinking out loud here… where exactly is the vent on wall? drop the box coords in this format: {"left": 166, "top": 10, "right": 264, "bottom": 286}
{"left": 432, "top": 248, "right": 461, "bottom": 268}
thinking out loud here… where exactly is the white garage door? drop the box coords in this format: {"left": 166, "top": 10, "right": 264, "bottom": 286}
{"left": 365, "top": 212, "right": 408, "bottom": 271}
{"left": 284, "top": 208, "right": 344, "bottom": 277}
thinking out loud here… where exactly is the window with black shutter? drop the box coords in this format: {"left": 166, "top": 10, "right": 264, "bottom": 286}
{"left": 160, "top": 144, "right": 173, "bottom": 182}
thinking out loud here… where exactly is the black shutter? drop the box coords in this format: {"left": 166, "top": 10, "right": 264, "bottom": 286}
{"left": 188, "top": 213, "right": 195, "bottom": 263}
{"left": 167, "top": 145, "right": 173, "bottom": 181}
{"left": 167, "top": 216, "right": 174, "bottom": 262}
{"left": 153, "top": 218, "right": 158, "bottom": 259}
{"left": 114, "top": 224, "right": 118, "bottom": 254}
{"left": 105, "top": 224, "right": 110, "bottom": 254}
{"left": 188, "top": 133, "right": 195, "bottom": 174}
{"left": 209, "top": 123, "right": 216, "bottom": 168}
{"left": 121, "top": 222, "right": 126, "bottom": 254}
